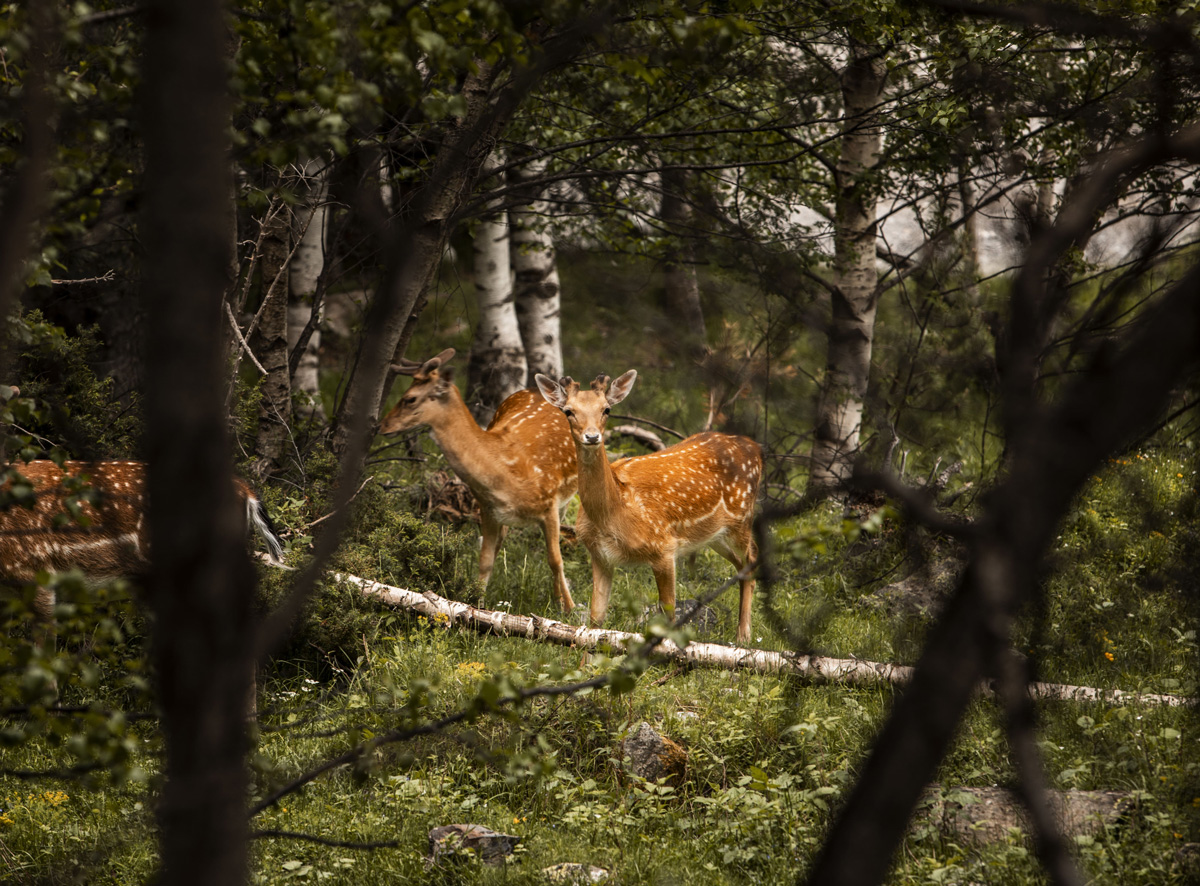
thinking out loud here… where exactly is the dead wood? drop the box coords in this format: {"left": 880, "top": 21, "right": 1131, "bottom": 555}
{"left": 339, "top": 572, "right": 1190, "bottom": 706}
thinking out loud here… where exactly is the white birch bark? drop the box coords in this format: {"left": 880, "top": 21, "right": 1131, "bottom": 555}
{"left": 287, "top": 157, "right": 329, "bottom": 421}
{"left": 339, "top": 572, "right": 1189, "bottom": 707}
{"left": 510, "top": 157, "right": 563, "bottom": 384}
{"left": 467, "top": 157, "right": 527, "bottom": 424}
{"left": 809, "top": 40, "right": 887, "bottom": 492}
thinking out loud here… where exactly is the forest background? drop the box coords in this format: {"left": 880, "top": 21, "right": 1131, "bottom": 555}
{"left": 3, "top": 0, "right": 1200, "bottom": 884}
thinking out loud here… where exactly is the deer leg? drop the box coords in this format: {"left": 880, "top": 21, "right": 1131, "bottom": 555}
{"left": 31, "top": 585, "right": 56, "bottom": 652}
{"left": 713, "top": 527, "right": 756, "bottom": 645}
{"left": 541, "top": 513, "right": 575, "bottom": 613}
{"left": 588, "top": 557, "right": 614, "bottom": 629}
{"left": 478, "top": 511, "right": 506, "bottom": 588}
{"left": 651, "top": 557, "right": 677, "bottom": 624}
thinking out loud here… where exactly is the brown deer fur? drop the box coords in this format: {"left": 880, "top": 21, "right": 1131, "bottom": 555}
{"left": 535, "top": 371, "right": 762, "bottom": 644}
{"left": 1, "top": 460, "right": 283, "bottom": 648}
{"left": 381, "top": 348, "right": 578, "bottom": 612}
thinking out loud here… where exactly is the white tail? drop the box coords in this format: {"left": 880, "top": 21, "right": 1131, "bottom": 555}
{"left": 1, "top": 459, "right": 284, "bottom": 647}
{"left": 381, "top": 348, "right": 579, "bottom": 612}
{"left": 535, "top": 371, "right": 762, "bottom": 644}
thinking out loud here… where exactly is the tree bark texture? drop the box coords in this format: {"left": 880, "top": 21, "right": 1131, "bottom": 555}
{"left": 287, "top": 156, "right": 329, "bottom": 421}
{"left": 331, "top": 62, "right": 510, "bottom": 461}
{"left": 510, "top": 156, "right": 564, "bottom": 385}
{"left": 140, "top": 1, "right": 257, "bottom": 884}
{"left": 251, "top": 207, "right": 292, "bottom": 468}
{"left": 467, "top": 161, "right": 527, "bottom": 424}
{"left": 660, "top": 166, "right": 707, "bottom": 358}
{"left": 809, "top": 41, "right": 887, "bottom": 493}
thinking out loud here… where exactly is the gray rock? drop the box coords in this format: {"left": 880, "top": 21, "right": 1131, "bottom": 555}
{"left": 923, "top": 786, "right": 1134, "bottom": 844}
{"left": 427, "top": 823, "right": 520, "bottom": 866}
{"left": 621, "top": 721, "right": 687, "bottom": 784}
{"left": 870, "top": 560, "right": 960, "bottom": 617}
{"left": 542, "top": 862, "right": 610, "bottom": 883}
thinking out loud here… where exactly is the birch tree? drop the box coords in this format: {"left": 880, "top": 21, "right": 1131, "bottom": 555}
{"left": 510, "top": 155, "right": 564, "bottom": 385}
{"left": 287, "top": 157, "right": 329, "bottom": 422}
{"left": 249, "top": 204, "right": 292, "bottom": 471}
{"left": 466, "top": 160, "right": 527, "bottom": 424}
{"left": 808, "top": 37, "right": 887, "bottom": 493}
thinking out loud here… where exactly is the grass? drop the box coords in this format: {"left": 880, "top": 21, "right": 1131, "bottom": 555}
{"left": 3, "top": 441, "right": 1200, "bottom": 883}
{"left": 4, "top": 263, "right": 1200, "bottom": 882}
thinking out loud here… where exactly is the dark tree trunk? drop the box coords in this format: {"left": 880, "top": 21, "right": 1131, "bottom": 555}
{"left": 332, "top": 62, "right": 511, "bottom": 463}
{"left": 660, "top": 166, "right": 707, "bottom": 359}
{"left": 141, "top": 2, "right": 257, "bottom": 884}
{"left": 251, "top": 207, "right": 292, "bottom": 471}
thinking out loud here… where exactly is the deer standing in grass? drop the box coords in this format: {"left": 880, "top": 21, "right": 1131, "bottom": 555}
{"left": 1, "top": 459, "right": 284, "bottom": 650}
{"left": 535, "top": 371, "right": 761, "bottom": 644}
{"left": 381, "top": 348, "right": 578, "bottom": 613}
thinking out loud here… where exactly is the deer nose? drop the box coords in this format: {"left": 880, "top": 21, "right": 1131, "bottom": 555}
{"left": 582, "top": 429, "right": 602, "bottom": 446}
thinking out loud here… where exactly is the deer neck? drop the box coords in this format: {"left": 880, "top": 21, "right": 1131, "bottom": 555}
{"left": 574, "top": 439, "right": 625, "bottom": 527}
{"left": 425, "top": 388, "right": 494, "bottom": 482}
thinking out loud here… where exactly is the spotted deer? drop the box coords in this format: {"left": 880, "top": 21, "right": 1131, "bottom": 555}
{"left": 1, "top": 459, "right": 284, "bottom": 649}
{"left": 381, "top": 348, "right": 579, "bottom": 612}
{"left": 535, "top": 371, "right": 762, "bottom": 644}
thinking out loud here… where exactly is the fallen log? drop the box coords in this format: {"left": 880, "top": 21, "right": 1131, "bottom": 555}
{"left": 337, "top": 573, "right": 1191, "bottom": 707}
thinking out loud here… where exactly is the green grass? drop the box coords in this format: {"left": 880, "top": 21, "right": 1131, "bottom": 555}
{"left": 4, "top": 440, "right": 1200, "bottom": 884}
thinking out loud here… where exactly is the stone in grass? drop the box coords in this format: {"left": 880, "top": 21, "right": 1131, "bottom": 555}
{"left": 621, "top": 721, "right": 688, "bottom": 785}
{"left": 924, "top": 786, "right": 1134, "bottom": 845}
{"left": 542, "top": 862, "right": 610, "bottom": 883}
{"left": 427, "top": 824, "right": 520, "bottom": 866}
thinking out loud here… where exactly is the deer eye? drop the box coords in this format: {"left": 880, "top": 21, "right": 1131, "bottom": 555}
{"left": 603, "top": 406, "right": 611, "bottom": 416}
{"left": 563, "top": 407, "right": 574, "bottom": 418}
{"left": 403, "top": 396, "right": 417, "bottom": 406}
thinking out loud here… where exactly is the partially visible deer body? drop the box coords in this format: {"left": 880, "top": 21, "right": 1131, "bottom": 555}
{"left": 1, "top": 460, "right": 284, "bottom": 649}
{"left": 381, "top": 348, "right": 579, "bottom": 612}
{"left": 535, "top": 371, "right": 762, "bottom": 644}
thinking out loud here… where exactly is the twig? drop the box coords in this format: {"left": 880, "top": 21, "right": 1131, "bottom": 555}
{"left": 303, "top": 475, "right": 375, "bottom": 530}
{"left": 224, "top": 302, "right": 268, "bottom": 375}
{"left": 50, "top": 269, "right": 115, "bottom": 285}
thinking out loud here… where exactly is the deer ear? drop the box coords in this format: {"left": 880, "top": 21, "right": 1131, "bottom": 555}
{"left": 534, "top": 373, "right": 568, "bottom": 409}
{"left": 606, "top": 369, "right": 637, "bottom": 406}
{"left": 431, "top": 366, "right": 456, "bottom": 398}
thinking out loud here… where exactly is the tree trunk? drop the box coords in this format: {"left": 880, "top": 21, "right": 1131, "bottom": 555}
{"left": 251, "top": 207, "right": 292, "bottom": 470}
{"left": 510, "top": 156, "right": 564, "bottom": 384}
{"left": 467, "top": 158, "right": 527, "bottom": 424}
{"left": 330, "top": 62, "right": 510, "bottom": 463}
{"left": 141, "top": 1, "right": 257, "bottom": 884}
{"left": 287, "top": 157, "right": 329, "bottom": 422}
{"left": 808, "top": 41, "right": 887, "bottom": 494}
{"left": 660, "top": 166, "right": 707, "bottom": 359}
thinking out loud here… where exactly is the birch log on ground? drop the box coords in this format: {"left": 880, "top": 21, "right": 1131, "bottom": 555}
{"left": 337, "top": 572, "right": 1190, "bottom": 707}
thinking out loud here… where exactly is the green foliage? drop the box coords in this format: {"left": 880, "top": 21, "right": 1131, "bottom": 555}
{"left": 7, "top": 310, "right": 141, "bottom": 458}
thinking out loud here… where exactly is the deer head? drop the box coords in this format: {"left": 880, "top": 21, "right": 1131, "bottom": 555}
{"left": 380, "top": 348, "right": 459, "bottom": 435}
{"left": 535, "top": 370, "right": 637, "bottom": 448}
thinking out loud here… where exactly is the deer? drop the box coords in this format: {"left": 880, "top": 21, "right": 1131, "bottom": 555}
{"left": 535, "top": 371, "right": 762, "bottom": 645}
{"left": 380, "top": 348, "right": 579, "bottom": 613}
{"left": 1, "top": 459, "right": 284, "bottom": 651}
